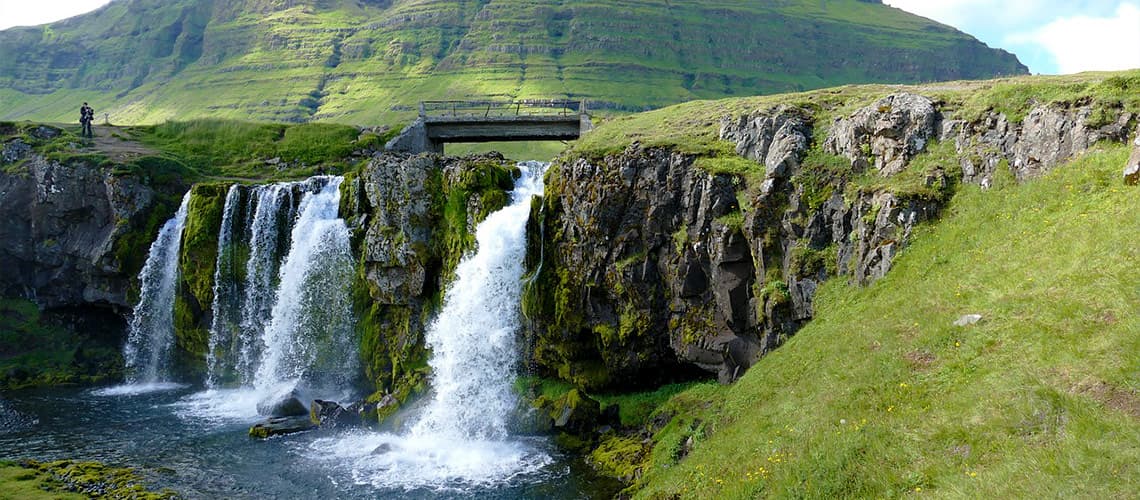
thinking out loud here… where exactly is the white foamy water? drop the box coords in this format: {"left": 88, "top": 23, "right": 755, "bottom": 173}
{"left": 122, "top": 192, "right": 192, "bottom": 384}
{"left": 306, "top": 161, "right": 552, "bottom": 490}
{"left": 169, "top": 387, "right": 266, "bottom": 424}
{"left": 91, "top": 382, "right": 188, "bottom": 397}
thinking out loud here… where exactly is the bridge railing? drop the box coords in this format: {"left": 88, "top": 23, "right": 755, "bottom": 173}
{"left": 420, "top": 99, "right": 582, "bottom": 119}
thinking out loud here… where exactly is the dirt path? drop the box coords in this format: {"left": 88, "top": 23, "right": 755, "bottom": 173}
{"left": 84, "top": 124, "right": 158, "bottom": 163}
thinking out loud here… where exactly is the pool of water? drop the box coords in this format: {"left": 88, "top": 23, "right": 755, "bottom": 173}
{"left": 0, "top": 386, "right": 619, "bottom": 499}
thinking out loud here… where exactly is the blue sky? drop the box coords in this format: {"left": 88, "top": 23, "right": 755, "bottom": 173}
{"left": 1, "top": 0, "right": 1138, "bottom": 75}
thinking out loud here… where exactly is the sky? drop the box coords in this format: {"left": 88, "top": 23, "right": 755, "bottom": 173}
{"left": 1, "top": 0, "right": 1138, "bottom": 75}
{"left": 881, "top": 0, "right": 1140, "bottom": 74}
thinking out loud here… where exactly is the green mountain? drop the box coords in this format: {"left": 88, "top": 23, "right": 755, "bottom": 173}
{"left": 0, "top": 0, "right": 1026, "bottom": 125}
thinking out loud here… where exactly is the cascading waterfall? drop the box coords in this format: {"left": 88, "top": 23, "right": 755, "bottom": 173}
{"left": 308, "top": 162, "right": 553, "bottom": 490}
{"left": 205, "top": 185, "right": 242, "bottom": 388}
{"left": 237, "top": 184, "right": 294, "bottom": 383}
{"left": 411, "top": 161, "right": 546, "bottom": 441}
{"left": 176, "top": 176, "right": 355, "bottom": 419}
{"left": 253, "top": 177, "right": 357, "bottom": 393}
{"left": 121, "top": 192, "right": 192, "bottom": 385}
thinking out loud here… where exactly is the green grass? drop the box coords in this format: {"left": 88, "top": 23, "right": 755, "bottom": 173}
{"left": 134, "top": 119, "right": 365, "bottom": 180}
{"left": 0, "top": 461, "right": 86, "bottom": 500}
{"left": 595, "top": 382, "right": 711, "bottom": 428}
{"left": 0, "top": 460, "right": 174, "bottom": 499}
{"left": 629, "top": 143, "right": 1140, "bottom": 498}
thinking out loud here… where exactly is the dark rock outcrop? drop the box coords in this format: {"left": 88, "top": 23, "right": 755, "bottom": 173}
{"left": 310, "top": 399, "right": 360, "bottom": 428}
{"left": 1123, "top": 124, "right": 1140, "bottom": 185}
{"left": 341, "top": 152, "right": 517, "bottom": 410}
{"left": 0, "top": 155, "right": 159, "bottom": 309}
{"left": 529, "top": 93, "right": 1135, "bottom": 388}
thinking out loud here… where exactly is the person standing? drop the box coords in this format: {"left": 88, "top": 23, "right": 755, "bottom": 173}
{"left": 79, "top": 102, "right": 94, "bottom": 138}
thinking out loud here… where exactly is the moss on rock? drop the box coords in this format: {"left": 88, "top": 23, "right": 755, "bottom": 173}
{"left": 172, "top": 182, "right": 230, "bottom": 377}
{"left": 589, "top": 435, "right": 650, "bottom": 483}
{"left": 10, "top": 460, "right": 176, "bottom": 499}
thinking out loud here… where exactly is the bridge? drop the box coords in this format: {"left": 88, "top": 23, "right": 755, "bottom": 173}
{"left": 385, "top": 99, "right": 591, "bottom": 154}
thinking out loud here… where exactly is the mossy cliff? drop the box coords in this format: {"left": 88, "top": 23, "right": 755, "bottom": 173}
{"left": 524, "top": 71, "right": 1140, "bottom": 392}
{"left": 341, "top": 152, "right": 517, "bottom": 407}
{"left": 171, "top": 183, "right": 230, "bottom": 379}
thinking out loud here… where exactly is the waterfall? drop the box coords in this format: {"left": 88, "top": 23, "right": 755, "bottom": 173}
{"left": 122, "top": 192, "right": 192, "bottom": 384}
{"left": 254, "top": 177, "right": 357, "bottom": 393}
{"left": 205, "top": 185, "right": 243, "bottom": 388}
{"left": 237, "top": 183, "right": 294, "bottom": 384}
{"left": 305, "top": 162, "right": 552, "bottom": 490}
{"left": 411, "top": 161, "right": 546, "bottom": 441}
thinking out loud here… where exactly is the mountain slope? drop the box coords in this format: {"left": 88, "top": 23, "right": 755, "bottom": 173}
{"left": 0, "top": 0, "right": 1026, "bottom": 125}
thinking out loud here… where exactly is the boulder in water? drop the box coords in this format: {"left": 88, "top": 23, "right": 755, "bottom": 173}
{"left": 371, "top": 442, "right": 396, "bottom": 455}
{"left": 257, "top": 389, "right": 309, "bottom": 417}
{"left": 248, "top": 416, "right": 317, "bottom": 439}
{"left": 310, "top": 399, "right": 360, "bottom": 428}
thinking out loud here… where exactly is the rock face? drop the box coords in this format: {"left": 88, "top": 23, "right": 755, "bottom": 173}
{"left": 0, "top": 155, "right": 159, "bottom": 309}
{"left": 825, "top": 93, "right": 939, "bottom": 176}
{"left": 528, "top": 93, "right": 1135, "bottom": 388}
{"left": 340, "top": 152, "right": 517, "bottom": 408}
{"left": 946, "top": 106, "right": 1134, "bottom": 186}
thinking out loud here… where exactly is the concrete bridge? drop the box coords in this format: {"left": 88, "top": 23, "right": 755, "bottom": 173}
{"left": 385, "top": 99, "right": 591, "bottom": 154}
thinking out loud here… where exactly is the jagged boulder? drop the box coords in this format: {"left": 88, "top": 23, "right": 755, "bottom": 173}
{"left": 310, "top": 400, "right": 360, "bottom": 428}
{"left": 950, "top": 105, "right": 1134, "bottom": 185}
{"left": 534, "top": 389, "right": 603, "bottom": 436}
{"left": 720, "top": 106, "right": 812, "bottom": 178}
{"left": 1012, "top": 106, "right": 1132, "bottom": 180}
{"left": 825, "top": 93, "right": 939, "bottom": 176}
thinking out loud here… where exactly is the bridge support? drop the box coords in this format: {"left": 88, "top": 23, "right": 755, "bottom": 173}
{"left": 384, "top": 119, "right": 444, "bottom": 154}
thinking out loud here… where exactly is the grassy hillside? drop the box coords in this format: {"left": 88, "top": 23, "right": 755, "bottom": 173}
{"left": 610, "top": 140, "right": 1140, "bottom": 498}
{"left": 0, "top": 0, "right": 1025, "bottom": 125}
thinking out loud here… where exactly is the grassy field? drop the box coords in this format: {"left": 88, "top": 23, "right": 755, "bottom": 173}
{"left": 622, "top": 143, "right": 1140, "bottom": 498}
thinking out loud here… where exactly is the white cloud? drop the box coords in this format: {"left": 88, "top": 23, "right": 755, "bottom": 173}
{"left": 883, "top": 0, "right": 1044, "bottom": 29}
{"left": 1007, "top": 3, "right": 1140, "bottom": 74}
{"left": 0, "top": 0, "right": 113, "bottom": 31}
